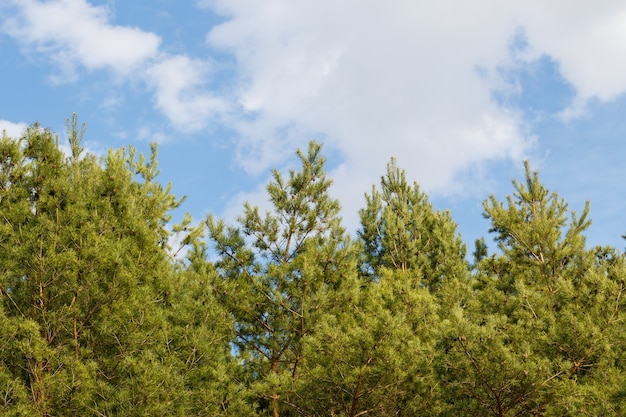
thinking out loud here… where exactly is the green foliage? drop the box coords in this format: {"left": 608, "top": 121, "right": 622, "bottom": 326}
{"left": 0, "top": 118, "right": 233, "bottom": 416}
{"left": 440, "top": 161, "right": 626, "bottom": 416}
{"left": 207, "top": 141, "right": 355, "bottom": 416}
{"left": 0, "top": 305, "right": 41, "bottom": 416}
{"left": 359, "top": 158, "right": 469, "bottom": 293}
{"left": 481, "top": 160, "right": 591, "bottom": 285}
{"left": 296, "top": 267, "right": 443, "bottom": 417}
{"left": 166, "top": 245, "right": 257, "bottom": 416}
{"left": 1, "top": 118, "right": 625, "bottom": 416}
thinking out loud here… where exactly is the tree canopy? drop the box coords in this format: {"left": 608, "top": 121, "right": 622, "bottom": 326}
{"left": 1, "top": 117, "right": 624, "bottom": 416}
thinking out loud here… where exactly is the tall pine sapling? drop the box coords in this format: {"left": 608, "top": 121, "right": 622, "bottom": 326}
{"left": 207, "top": 141, "right": 352, "bottom": 417}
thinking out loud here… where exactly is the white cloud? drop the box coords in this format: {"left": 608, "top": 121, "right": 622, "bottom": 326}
{"left": 5, "top": 1, "right": 626, "bottom": 233}
{"left": 2, "top": 0, "right": 161, "bottom": 79}
{"left": 1, "top": 0, "right": 225, "bottom": 131}
{"left": 199, "top": 1, "right": 626, "bottom": 229}
{"left": 512, "top": 1, "right": 626, "bottom": 103}
{"left": 145, "top": 55, "right": 229, "bottom": 132}
{"left": 203, "top": 1, "right": 532, "bottom": 219}
{"left": 0, "top": 120, "right": 27, "bottom": 138}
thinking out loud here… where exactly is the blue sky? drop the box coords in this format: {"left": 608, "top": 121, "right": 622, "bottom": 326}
{"left": 1, "top": 0, "right": 625, "bottom": 252}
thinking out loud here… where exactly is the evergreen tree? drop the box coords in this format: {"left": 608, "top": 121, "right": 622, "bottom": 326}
{"left": 289, "top": 158, "right": 471, "bottom": 416}
{"left": 0, "top": 117, "right": 229, "bottom": 415}
{"left": 358, "top": 158, "right": 469, "bottom": 296}
{"left": 206, "top": 141, "right": 353, "bottom": 416}
{"left": 438, "top": 161, "right": 626, "bottom": 416}
{"left": 481, "top": 160, "right": 591, "bottom": 288}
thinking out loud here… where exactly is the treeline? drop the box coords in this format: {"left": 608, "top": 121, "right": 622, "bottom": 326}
{"left": 1, "top": 116, "right": 625, "bottom": 416}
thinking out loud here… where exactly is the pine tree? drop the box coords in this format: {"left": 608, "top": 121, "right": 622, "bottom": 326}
{"left": 206, "top": 141, "right": 353, "bottom": 416}
{"left": 288, "top": 159, "right": 472, "bottom": 416}
{"left": 437, "top": 161, "right": 626, "bottom": 416}
{"left": 358, "top": 158, "right": 469, "bottom": 296}
{"left": 481, "top": 160, "right": 591, "bottom": 288}
{"left": 0, "top": 117, "right": 204, "bottom": 415}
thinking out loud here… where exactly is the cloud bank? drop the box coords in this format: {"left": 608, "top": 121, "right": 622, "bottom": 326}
{"left": 201, "top": 0, "right": 626, "bottom": 224}
{"left": 4, "top": 0, "right": 626, "bottom": 229}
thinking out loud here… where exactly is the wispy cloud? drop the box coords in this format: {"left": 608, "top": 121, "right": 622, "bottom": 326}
{"left": 2, "top": 0, "right": 160, "bottom": 80}
{"left": 0, "top": 120, "right": 27, "bottom": 138}
{"left": 1, "top": 0, "right": 223, "bottom": 131}
{"left": 145, "top": 55, "right": 229, "bottom": 132}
